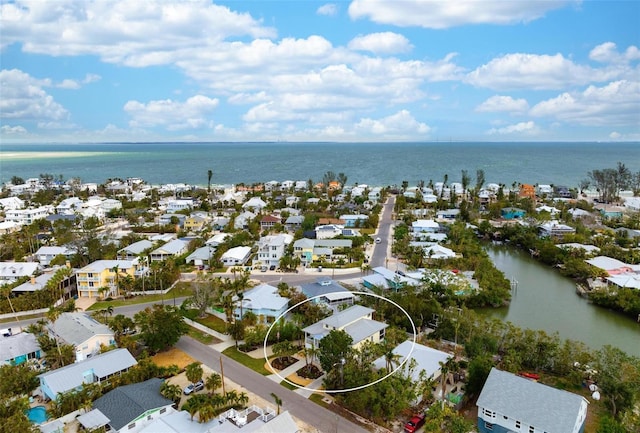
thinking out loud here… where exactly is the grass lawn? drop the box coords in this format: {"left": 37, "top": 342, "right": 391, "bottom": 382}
{"left": 223, "top": 346, "right": 271, "bottom": 375}
{"left": 187, "top": 326, "right": 220, "bottom": 345}
{"left": 280, "top": 380, "right": 298, "bottom": 391}
{"left": 194, "top": 314, "right": 227, "bottom": 334}
{"left": 88, "top": 284, "right": 193, "bottom": 311}
{"left": 309, "top": 393, "right": 330, "bottom": 407}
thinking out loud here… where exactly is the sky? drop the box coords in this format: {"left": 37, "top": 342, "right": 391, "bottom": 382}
{"left": 0, "top": 0, "right": 639, "bottom": 143}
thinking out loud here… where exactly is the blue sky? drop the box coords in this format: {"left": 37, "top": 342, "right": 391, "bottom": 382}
{"left": 1, "top": 0, "right": 638, "bottom": 143}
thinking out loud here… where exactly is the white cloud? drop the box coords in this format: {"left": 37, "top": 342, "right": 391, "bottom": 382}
{"left": 1, "top": 0, "right": 276, "bottom": 65}
{"left": 57, "top": 79, "right": 81, "bottom": 90}
{"left": 317, "top": 3, "right": 338, "bottom": 16}
{"left": 487, "top": 120, "right": 540, "bottom": 135}
{"left": 589, "top": 42, "right": 640, "bottom": 64}
{"left": 348, "top": 0, "right": 575, "bottom": 29}
{"left": 0, "top": 69, "right": 69, "bottom": 121}
{"left": 348, "top": 32, "right": 412, "bottom": 55}
{"left": 355, "top": 110, "right": 430, "bottom": 137}
{"left": 0, "top": 125, "right": 28, "bottom": 135}
{"left": 530, "top": 80, "right": 640, "bottom": 126}
{"left": 476, "top": 95, "right": 529, "bottom": 113}
{"left": 124, "top": 95, "right": 219, "bottom": 130}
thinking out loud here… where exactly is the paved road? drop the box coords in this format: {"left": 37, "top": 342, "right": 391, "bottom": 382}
{"left": 176, "top": 336, "right": 370, "bottom": 433}
{"left": 371, "top": 194, "right": 396, "bottom": 268}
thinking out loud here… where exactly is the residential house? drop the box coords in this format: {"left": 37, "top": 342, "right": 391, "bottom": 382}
{"left": 556, "top": 244, "right": 600, "bottom": 256}
{"left": 303, "top": 305, "right": 387, "bottom": 351}
{"left": 412, "top": 219, "right": 440, "bottom": 233}
{"left": 234, "top": 211, "right": 255, "bottom": 230}
{"left": 538, "top": 221, "right": 576, "bottom": 238}
{"left": 555, "top": 185, "right": 573, "bottom": 199}
{"left": 501, "top": 207, "right": 526, "bottom": 220}
{"left": 0, "top": 221, "right": 20, "bottom": 235}
{"left": 205, "top": 233, "right": 229, "bottom": 247}
{"left": 89, "top": 378, "right": 175, "bottom": 433}
{"left": 315, "top": 224, "right": 343, "bottom": 239}
{"left": 5, "top": 206, "right": 52, "bottom": 225}
{"left": 102, "top": 198, "right": 123, "bottom": 213}
{"left": 597, "top": 205, "right": 624, "bottom": 220}
{"left": 436, "top": 209, "right": 460, "bottom": 221}
{"left": 118, "top": 240, "right": 153, "bottom": 260}
{"left": 299, "top": 278, "right": 355, "bottom": 308}
{"left": 242, "top": 197, "right": 267, "bottom": 212}
{"left": 568, "top": 208, "right": 591, "bottom": 220}
{"left": 339, "top": 214, "right": 368, "bottom": 228}
{"left": 149, "top": 239, "right": 188, "bottom": 262}
{"left": 220, "top": 246, "right": 252, "bottom": 267}
{"left": 421, "top": 244, "right": 457, "bottom": 260}
{"left": 372, "top": 340, "right": 451, "bottom": 404}
{"left": 75, "top": 259, "right": 137, "bottom": 298}
{"left": 264, "top": 180, "right": 279, "bottom": 191}
{"left": 0, "top": 332, "right": 41, "bottom": 366}
{"left": 183, "top": 215, "right": 208, "bottom": 232}
{"left": 56, "top": 197, "right": 83, "bottom": 214}
{"left": 0, "top": 196, "right": 25, "bottom": 210}
{"left": 476, "top": 368, "right": 588, "bottom": 433}
{"left": 260, "top": 214, "right": 281, "bottom": 231}
{"left": 368, "top": 187, "right": 382, "bottom": 201}
{"left": 280, "top": 180, "right": 295, "bottom": 191}
{"left": 233, "top": 284, "right": 289, "bottom": 324}
{"left": 135, "top": 407, "right": 298, "bottom": 433}
{"left": 158, "top": 213, "right": 186, "bottom": 227}
{"left": 293, "top": 238, "right": 315, "bottom": 266}
{"left": 166, "top": 199, "right": 193, "bottom": 213}
{"left": 285, "top": 196, "right": 299, "bottom": 207}
{"left": 0, "top": 262, "right": 39, "bottom": 286}
{"left": 615, "top": 227, "right": 640, "bottom": 240}
{"left": 34, "top": 246, "right": 75, "bottom": 266}
{"left": 292, "top": 238, "right": 353, "bottom": 266}
{"left": 536, "top": 205, "right": 560, "bottom": 217}
{"left": 48, "top": 312, "right": 116, "bottom": 362}
{"left": 285, "top": 215, "right": 304, "bottom": 231}
{"left": 365, "top": 266, "right": 419, "bottom": 291}
{"left": 38, "top": 349, "right": 137, "bottom": 402}
{"left": 211, "top": 216, "right": 230, "bottom": 230}
{"left": 519, "top": 184, "right": 536, "bottom": 200}
{"left": 12, "top": 269, "right": 77, "bottom": 301}
{"left": 585, "top": 256, "right": 640, "bottom": 290}
{"left": 254, "top": 234, "right": 293, "bottom": 269}
{"left": 186, "top": 246, "right": 216, "bottom": 267}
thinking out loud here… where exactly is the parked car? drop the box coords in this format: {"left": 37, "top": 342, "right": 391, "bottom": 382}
{"left": 404, "top": 413, "right": 426, "bottom": 433}
{"left": 375, "top": 237, "right": 382, "bottom": 244}
{"left": 183, "top": 380, "right": 204, "bottom": 395}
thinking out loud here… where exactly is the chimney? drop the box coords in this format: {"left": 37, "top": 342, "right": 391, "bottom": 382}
{"left": 30, "top": 276, "right": 36, "bottom": 285}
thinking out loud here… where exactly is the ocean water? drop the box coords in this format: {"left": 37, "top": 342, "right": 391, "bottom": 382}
{"left": 1, "top": 142, "right": 638, "bottom": 187}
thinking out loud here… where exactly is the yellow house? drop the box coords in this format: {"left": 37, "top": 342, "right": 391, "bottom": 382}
{"left": 75, "top": 260, "right": 137, "bottom": 298}
{"left": 184, "top": 215, "right": 207, "bottom": 232}
{"left": 48, "top": 312, "right": 116, "bottom": 362}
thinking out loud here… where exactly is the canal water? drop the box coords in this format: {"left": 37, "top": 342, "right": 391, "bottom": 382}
{"left": 480, "top": 244, "right": 640, "bottom": 357}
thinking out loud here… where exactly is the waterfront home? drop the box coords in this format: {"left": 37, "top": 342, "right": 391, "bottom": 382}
{"left": 372, "top": 340, "right": 452, "bottom": 404}
{"left": 233, "top": 283, "right": 289, "bottom": 323}
{"left": 367, "top": 266, "right": 420, "bottom": 291}
{"left": 538, "top": 221, "right": 576, "bottom": 238}
{"left": 242, "top": 197, "right": 267, "bottom": 212}
{"left": 624, "top": 196, "right": 640, "bottom": 212}
{"left": 118, "top": 240, "right": 153, "bottom": 260}
{"left": 596, "top": 205, "right": 624, "bottom": 219}
{"left": 412, "top": 219, "right": 440, "bottom": 233}
{"left": 368, "top": 186, "right": 382, "bottom": 201}
{"left": 253, "top": 234, "right": 293, "bottom": 269}
{"left": 0, "top": 261, "right": 39, "bottom": 286}
{"left": 303, "top": 305, "right": 387, "bottom": 351}
{"left": 501, "top": 207, "right": 526, "bottom": 220}
{"left": 220, "top": 246, "right": 252, "bottom": 267}
{"left": 34, "top": 245, "right": 75, "bottom": 266}
{"left": 519, "top": 184, "right": 536, "bottom": 200}
{"left": 339, "top": 214, "right": 368, "bottom": 228}
{"left": 476, "top": 368, "right": 588, "bottom": 433}
{"left": 0, "top": 332, "right": 41, "bottom": 366}
{"left": 536, "top": 184, "right": 554, "bottom": 197}
{"left": 75, "top": 259, "right": 138, "bottom": 298}
{"left": 38, "top": 349, "right": 137, "bottom": 402}
{"left": 48, "top": 312, "right": 116, "bottom": 362}
{"left": 556, "top": 243, "right": 600, "bottom": 255}
{"left": 554, "top": 185, "right": 573, "bottom": 199}
{"left": 149, "top": 239, "right": 188, "bottom": 262}
{"left": 299, "top": 278, "right": 355, "bottom": 308}
{"left": 422, "top": 244, "right": 457, "bottom": 260}
{"left": 585, "top": 256, "right": 638, "bottom": 275}
{"left": 89, "top": 378, "right": 175, "bottom": 433}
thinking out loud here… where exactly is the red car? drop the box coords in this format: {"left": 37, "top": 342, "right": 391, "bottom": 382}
{"left": 404, "top": 413, "right": 426, "bottom": 433}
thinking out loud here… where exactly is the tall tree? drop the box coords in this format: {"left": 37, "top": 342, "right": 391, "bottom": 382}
{"left": 185, "top": 362, "right": 204, "bottom": 385}
{"left": 318, "top": 330, "right": 353, "bottom": 372}
{"left": 134, "top": 305, "right": 189, "bottom": 354}
{"left": 207, "top": 169, "right": 213, "bottom": 193}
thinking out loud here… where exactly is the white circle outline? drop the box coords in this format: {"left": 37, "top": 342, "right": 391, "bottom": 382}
{"left": 263, "top": 290, "right": 416, "bottom": 393}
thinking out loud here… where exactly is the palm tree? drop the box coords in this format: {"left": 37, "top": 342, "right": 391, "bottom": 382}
{"left": 160, "top": 382, "right": 182, "bottom": 406}
{"left": 186, "top": 362, "right": 204, "bottom": 386}
{"left": 270, "top": 392, "right": 282, "bottom": 415}
{"left": 205, "top": 372, "right": 222, "bottom": 395}
{"left": 236, "top": 391, "right": 249, "bottom": 407}
{"left": 207, "top": 169, "right": 213, "bottom": 194}
{"left": 198, "top": 402, "right": 215, "bottom": 423}
{"left": 110, "top": 264, "right": 121, "bottom": 297}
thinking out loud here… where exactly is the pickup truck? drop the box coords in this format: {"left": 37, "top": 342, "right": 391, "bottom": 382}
{"left": 404, "top": 413, "right": 426, "bottom": 433}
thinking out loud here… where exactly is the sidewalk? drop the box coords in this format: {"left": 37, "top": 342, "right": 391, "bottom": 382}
{"left": 266, "top": 357, "right": 306, "bottom": 382}
{"left": 293, "top": 373, "right": 326, "bottom": 398}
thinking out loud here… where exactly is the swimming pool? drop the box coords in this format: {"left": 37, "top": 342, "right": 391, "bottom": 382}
{"left": 27, "top": 406, "right": 49, "bottom": 424}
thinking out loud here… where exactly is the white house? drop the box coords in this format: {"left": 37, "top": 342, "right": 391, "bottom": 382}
{"left": 221, "top": 246, "right": 252, "bottom": 267}
{"left": 118, "top": 240, "right": 153, "bottom": 260}
{"left": 233, "top": 283, "right": 289, "bottom": 323}
{"left": 412, "top": 219, "right": 440, "bottom": 233}
{"left": 242, "top": 197, "right": 267, "bottom": 212}
{"left": 538, "top": 221, "right": 576, "bottom": 238}
{"left": 149, "top": 239, "right": 188, "bottom": 262}
{"left": 253, "top": 234, "right": 293, "bottom": 269}
{"left": 166, "top": 199, "right": 194, "bottom": 213}
{"left": 5, "top": 206, "right": 52, "bottom": 225}
{"left": 0, "top": 262, "right": 39, "bottom": 286}
{"left": 0, "top": 196, "right": 25, "bottom": 210}
{"left": 234, "top": 211, "right": 256, "bottom": 230}
{"left": 315, "top": 224, "right": 344, "bottom": 240}
{"left": 34, "top": 246, "right": 75, "bottom": 266}
{"left": 48, "top": 312, "right": 116, "bottom": 362}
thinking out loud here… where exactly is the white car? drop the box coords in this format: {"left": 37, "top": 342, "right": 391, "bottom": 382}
{"left": 375, "top": 237, "right": 382, "bottom": 244}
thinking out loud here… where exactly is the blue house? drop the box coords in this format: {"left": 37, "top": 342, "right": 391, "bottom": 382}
{"left": 233, "top": 284, "right": 289, "bottom": 324}
{"left": 0, "top": 332, "right": 41, "bottom": 366}
{"left": 477, "top": 368, "right": 588, "bottom": 433}
{"left": 501, "top": 207, "right": 526, "bottom": 220}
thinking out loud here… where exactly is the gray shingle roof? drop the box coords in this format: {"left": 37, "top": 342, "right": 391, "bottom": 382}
{"left": 93, "top": 377, "right": 173, "bottom": 431}
{"left": 476, "top": 368, "right": 588, "bottom": 433}
{"left": 38, "top": 349, "right": 137, "bottom": 397}
{"left": 48, "top": 312, "right": 113, "bottom": 346}
{"left": 0, "top": 332, "right": 40, "bottom": 363}
{"left": 299, "top": 279, "right": 351, "bottom": 299}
